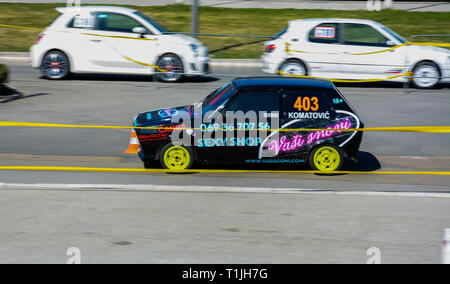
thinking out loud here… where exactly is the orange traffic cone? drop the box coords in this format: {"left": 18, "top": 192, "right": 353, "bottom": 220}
{"left": 124, "top": 129, "right": 140, "bottom": 154}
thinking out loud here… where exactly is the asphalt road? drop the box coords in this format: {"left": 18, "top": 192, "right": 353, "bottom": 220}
{"left": 0, "top": 62, "right": 449, "bottom": 263}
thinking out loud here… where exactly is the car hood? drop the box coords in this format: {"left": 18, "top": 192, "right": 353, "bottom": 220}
{"left": 160, "top": 33, "right": 202, "bottom": 46}
{"left": 134, "top": 105, "right": 194, "bottom": 127}
{"left": 406, "top": 43, "right": 450, "bottom": 55}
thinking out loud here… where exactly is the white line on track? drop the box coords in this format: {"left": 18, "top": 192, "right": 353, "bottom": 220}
{"left": 0, "top": 183, "right": 449, "bottom": 198}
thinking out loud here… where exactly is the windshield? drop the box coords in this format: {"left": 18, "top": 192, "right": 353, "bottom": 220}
{"left": 381, "top": 25, "right": 406, "bottom": 44}
{"left": 134, "top": 11, "right": 169, "bottom": 33}
{"left": 272, "top": 27, "right": 288, "bottom": 40}
{"left": 198, "top": 83, "right": 235, "bottom": 113}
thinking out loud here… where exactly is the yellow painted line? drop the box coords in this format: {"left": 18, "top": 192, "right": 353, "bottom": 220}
{"left": 81, "top": 32, "right": 157, "bottom": 41}
{"left": 0, "top": 24, "right": 41, "bottom": 30}
{"left": 0, "top": 166, "right": 449, "bottom": 176}
{"left": 121, "top": 55, "right": 168, "bottom": 73}
{"left": 1, "top": 121, "right": 450, "bottom": 133}
{"left": 286, "top": 41, "right": 450, "bottom": 56}
{"left": 277, "top": 70, "right": 412, "bottom": 83}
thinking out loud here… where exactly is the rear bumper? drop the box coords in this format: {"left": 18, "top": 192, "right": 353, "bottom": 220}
{"left": 29, "top": 44, "right": 43, "bottom": 69}
{"left": 261, "top": 54, "right": 279, "bottom": 74}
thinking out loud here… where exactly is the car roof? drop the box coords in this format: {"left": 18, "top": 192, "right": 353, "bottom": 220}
{"left": 56, "top": 6, "right": 137, "bottom": 14}
{"left": 232, "top": 77, "right": 335, "bottom": 90}
{"left": 289, "top": 18, "right": 380, "bottom": 26}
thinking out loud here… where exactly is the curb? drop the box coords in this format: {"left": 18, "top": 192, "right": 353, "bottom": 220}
{"left": 0, "top": 52, "right": 262, "bottom": 67}
{"left": 0, "top": 52, "right": 30, "bottom": 63}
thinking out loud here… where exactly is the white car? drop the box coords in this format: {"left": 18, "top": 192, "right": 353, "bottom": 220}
{"left": 30, "top": 6, "right": 210, "bottom": 82}
{"left": 262, "top": 18, "right": 450, "bottom": 88}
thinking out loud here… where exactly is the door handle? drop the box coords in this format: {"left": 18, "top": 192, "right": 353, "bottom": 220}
{"left": 90, "top": 39, "right": 102, "bottom": 43}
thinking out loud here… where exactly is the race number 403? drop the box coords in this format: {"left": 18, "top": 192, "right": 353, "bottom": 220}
{"left": 314, "top": 27, "right": 336, "bottom": 39}
{"left": 294, "top": 96, "right": 319, "bottom": 112}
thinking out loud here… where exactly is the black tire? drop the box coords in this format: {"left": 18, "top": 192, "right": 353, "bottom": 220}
{"left": 308, "top": 144, "right": 344, "bottom": 172}
{"left": 278, "top": 59, "right": 307, "bottom": 77}
{"left": 155, "top": 53, "right": 184, "bottom": 83}
{"left": 411, "top": 61, "right": 440, "bottom": 89}
{"left": 159, "top": 143, "right": 194, "bottom": 170}
{"left": 40, "top": 50, "right": 70, "bottom": 80}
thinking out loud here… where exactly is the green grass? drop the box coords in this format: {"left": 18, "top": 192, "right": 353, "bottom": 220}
{"left": 0, "top": 3, "right": 448, "bottom": 58}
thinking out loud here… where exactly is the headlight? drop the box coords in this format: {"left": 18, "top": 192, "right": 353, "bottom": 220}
{"left": 190, "top": 44, "right": 198, "bottom": 53}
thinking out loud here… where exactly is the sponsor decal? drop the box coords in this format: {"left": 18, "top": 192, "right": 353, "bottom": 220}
{"left": 386, "top": 69, "right": 405, "bottom": 74}
{"left": 314, "top": 26, "right": 336, "bottom": 39}
{"left": 287, "top": 111, "right": 331, "bottom": 120}
{"left": 139, "top": 133, "right": 168, "bottom": 141}
{"left": 245, "top": 159, "right": 304, "bottom": 164}
{"left": 197, "top": 137, "right": 262, "bottom": 147}
{"left": 268, "top": 135, "right": 305, "bottom": 155}
{"left": 306, "top": 118, "right": 352, "bottom": 144}
{"left": 267, "top": 118, "right": 352, "bottom": 155}
{"left": 158, "top": 109, "right": 178, "bottom": 118}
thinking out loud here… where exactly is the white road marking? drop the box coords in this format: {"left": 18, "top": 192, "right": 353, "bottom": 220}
{"left": 0, "top": 183, "right": 449, "bottom": 198}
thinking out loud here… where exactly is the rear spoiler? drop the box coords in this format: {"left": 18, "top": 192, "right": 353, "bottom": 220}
{"left": 55, "top": 7, "right": 79, "bottom": 14}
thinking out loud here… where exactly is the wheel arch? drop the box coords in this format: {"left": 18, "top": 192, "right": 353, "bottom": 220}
{"left": 154, "top": 140, "right": 198, "bottom": 163}
{"left": 154, "top": 52, "right": 186, "bottom": 71}
{"left": 277, "top": 57, "right": 310, "bottom": 76}
{"left": 410, "top": 59, "right": 442, "bottom": 77}
{"left": 41, "top": 48, "right": 75, "bottom": 73}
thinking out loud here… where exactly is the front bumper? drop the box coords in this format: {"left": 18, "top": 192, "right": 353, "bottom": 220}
{"left": 186, "top": 54, "right": 210, "bottom": 75}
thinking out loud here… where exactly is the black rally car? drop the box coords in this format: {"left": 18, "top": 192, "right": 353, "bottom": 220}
{"left": 133, "top": 77, "right": 364, "bottom": 171}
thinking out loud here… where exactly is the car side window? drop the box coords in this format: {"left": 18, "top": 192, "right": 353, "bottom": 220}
{"left": 225, "top": 88, "right": 280, "bottom": 114}
{"left": 67, "top": 13, "right": 95, "bottom": 29}
{"left": 94, "top": 12, "right": 145, "bottom": 33}
{"left": 283, "top": 89, "right": 335, "bottom": 121}
{"left": 343, "top": 23, "right": 389, "bottom": 47}
{"left": 308, "top": 23, "right": 339, "bottom": 44}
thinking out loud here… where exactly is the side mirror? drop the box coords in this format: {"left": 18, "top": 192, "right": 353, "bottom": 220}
{"left": 132, "top": 27, "right": 147, "bottom": 35}
{"left": 386, "top": 40, "right": 396, "bottom": 46}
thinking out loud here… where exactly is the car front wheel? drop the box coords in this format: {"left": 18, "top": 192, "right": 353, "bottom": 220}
{"left": 156, "top": 53, "right": 184, "bottom": 83}
{"left": 41, "top": 51, "right": 70, "bottom": 80}
{"left": 412, "top": 61, "right": 440, "bottom": 89}
{"left": 160, "top": 143, "right": 194, "bottom": 170}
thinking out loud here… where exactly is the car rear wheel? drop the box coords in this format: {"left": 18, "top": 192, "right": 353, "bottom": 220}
{"left": 156, "top": 53, "right": 184, "bottom": 83}
{"left": 412, "top": 61, "right": 440, "bottom": 89}
{"left": 160, "top": 143, "right": 194, "bottom": 170}
{"left": 309, "top": 145, "right": 343, "bottom": 172}
{"left": 279, "top": 60, "right": 307, "bottom": 77}
{"left": 41, "top": 51, "right": 70, "bottom": 80}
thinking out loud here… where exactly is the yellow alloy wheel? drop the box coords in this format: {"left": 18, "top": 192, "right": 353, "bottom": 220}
{"left": 163, "top": 145, "right": 191, "bottom": 170}
{"left": 313, "top": 146, "right": 341, "bottom": 172}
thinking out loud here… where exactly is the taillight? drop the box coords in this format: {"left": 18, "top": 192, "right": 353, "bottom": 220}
{"left": 35, "top": 34, "right": 45, "bottom": 44}
{"left": 265, "top": 44, "right": 276, "bottom": 53}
